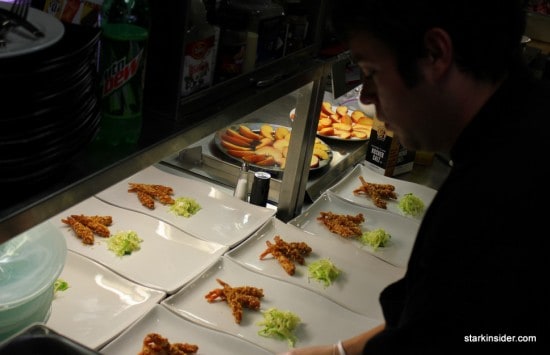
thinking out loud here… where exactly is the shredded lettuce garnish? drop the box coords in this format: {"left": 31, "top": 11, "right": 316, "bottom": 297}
{"left": 54, "top": 278, "right": 69, "bottom": 294}
{"left": 398, "top": 193, "right": 425, "bottom": 217}
{"left": 360, "top": 229, "right": 391, "bottom": 251}
{"left": 107, "top": 230, "right": 142, "bottom": 256}
{"left": 257, "top": 308, "right": 301, "bottom": 347}
{"left": 307, "top": 258, "right": 341, "bottom": 287}
{"left": 169, "top": 197, "right": 201, "bottom": 217}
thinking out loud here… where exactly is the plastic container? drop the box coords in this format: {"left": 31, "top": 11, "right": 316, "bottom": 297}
{"left": 0, "top": 222, "right": 67, "bottom": 342}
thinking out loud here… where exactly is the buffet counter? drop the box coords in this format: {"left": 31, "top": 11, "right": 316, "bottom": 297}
{"left": 2, "top": 155, "right": 449, "bottom": 353}
{"left": 1, "top": 88, "right": 452, "bottom": 353}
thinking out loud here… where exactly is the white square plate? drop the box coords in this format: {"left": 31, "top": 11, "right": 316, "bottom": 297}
{"left": 95, "top": 165, "right": 275, "bottom": 247}
{"left": 101, "top": 304, "right": 272, "bottom": 355}
{"left": 329, "top": 164, "right": 438, "bottom": 220}
{"left": 47, "top": 251, "right": 165, "bottom": 350}
{"left": 162, "top": 257, "right": 380, "bottom": 353}
{"left": 226, "top": 216, "right": 405, "bottom": 319}
{"left": 52, "top": 196, "right": 228, "bottom": 294}
{"left": 289, "top": 192, "right": 420, "bottom": 268}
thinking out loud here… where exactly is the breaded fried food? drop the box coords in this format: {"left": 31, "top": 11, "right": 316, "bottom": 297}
{"left": 137, "top": 190, "right": 155, "bottom": 209}
{"left": 266, "top": 247, "right": 295, "bottom": 275}
{"left": 70, "top": 214, "right": 111, "bottom": 238}
{"left": 259, "top": 235, "right": 312, "bottom": 275}
{"left": 139, "top": 333, "right": 198, "bottom": 355}
{"left": 62, "top": 214, "right": 113, "bottom": 244}
{"left": 139, "top": 333, "right": 169, "bottom": 355}
{"left": 62, "top": 216, "right": 94, "bottom": 245}
{"left": 169, "top": 343, "right": 199, "bottom": 355}
{"left": 204, "top": 278, "right": 264, "bottom": 324}
{"left": 353, "top": 176, "right": 397, "bottom": 208}
{"left": 128, "top": 182, "right": 175, "bottom": 208}
{"left": 73, "top": 215, "right": 112, "bottom": 226}
{"left": 317, "top": 211, "right": 364, "bottom": 238}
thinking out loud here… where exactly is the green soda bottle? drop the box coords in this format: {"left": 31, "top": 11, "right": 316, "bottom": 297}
{"left": 96, "top": 0, "right": 151, "bottom": 146}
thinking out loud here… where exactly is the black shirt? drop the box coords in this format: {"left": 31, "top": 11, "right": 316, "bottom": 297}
{"left": 363, "top": 64, "right": 548, "bottom": 354}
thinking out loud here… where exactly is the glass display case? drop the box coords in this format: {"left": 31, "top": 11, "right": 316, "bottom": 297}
{"left": 0, "top": 0, "right": 338, "bottom": 242}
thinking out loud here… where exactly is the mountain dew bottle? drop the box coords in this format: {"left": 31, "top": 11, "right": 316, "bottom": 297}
{"left": 96, "top": 0, "right": 151, "bottom": 146}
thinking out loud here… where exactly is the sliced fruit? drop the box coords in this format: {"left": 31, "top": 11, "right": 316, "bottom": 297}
{"left": 332, "top": 122, "right": 352, "bottom": 131}
{"left": 256, "top": 156, "right": 276, "bottom": 166}
{"left": 351, "top": 110, "right": 366, "bottom": 122}
{"left": 279, "top": 157, "right": 286, "bottom": 169}
{"left": 260, "top": 124, "right": 274, "bottom": 139}
{"left": 226, "top": 128, "right": 254, "bottom": 143}
{"left": 226, "top": 149, "right": 256, "bottom": 158}
{"left": 221, "top": 140, "right": 253, "bottom": 151}
{"left": 357, "top": 116, "right": 374, "bottom": 126}
{"left": 239, "top": 125, "right": 263, "bottom": 140}
{"left": 321, "top": 101, "right": 335, "bottom": 116}
{"left": 352, "top": 124, "right": 373, "bottom": 132}
{"left": 313, "top": 147, "right": 329, "bottom": 160}
{"left": 351, "top": 130, "right": 369, "bottom": 139}
{"left": 334, "top": 129, "right": 352, "bottom": 139}
{"left": 336, "top": 105, "right": 348, "bottom": 117}
{"left": 221, "top": 133, "right": 252, "bottom": 147}
{"left": 256, "top": 137, "right": 274, "bottom": 149}
{"left": 274, "top": 126, "right": 290, "bottom": 140}
{"left": 314, "top": 142, "right": 330, "bottom": 151}
{"left": 330, "top": 114, "right": 340, "bottom": 123}
{"left": 273, "top": 139, "right": 289, "bottom": 151}
{"left": 318, "top": 127, "right": 334, "bottom": 136}
{"left": 310, "top": 155, "right": 320, "bottom": 168}
{"left": 255, "top": 146, "right": 283, "bottom": 165}
{"left": 340, "top": 114, "right": 353, "bottom": 126}
{"left": 318, "top": 117, "right": 332, "bottom": 128}
{"left": 243, "top": 154, "right": 270, "bottom": 163}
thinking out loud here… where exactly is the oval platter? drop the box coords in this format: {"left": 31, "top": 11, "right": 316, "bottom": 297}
{"left": 214, "top": 122, "right": 333, "bottom": 175}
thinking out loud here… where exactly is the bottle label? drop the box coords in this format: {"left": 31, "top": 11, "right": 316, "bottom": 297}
{"left": 102, "top": 49, "right": 143, "bottom": 96}
{"left": 182, "top": 34, "right": 217, "bottom": 96}
{"left": 100, "top": 24, "right": 148, "bottom": 120}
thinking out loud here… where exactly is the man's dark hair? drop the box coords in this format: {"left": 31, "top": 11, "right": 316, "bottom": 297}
{"left": 330, "top": 0, "right": 528, "bottom": 86}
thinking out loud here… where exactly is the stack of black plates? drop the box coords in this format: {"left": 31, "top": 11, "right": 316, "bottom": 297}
{"left": 0, "top": 23, "right": 101, "bottom": 187}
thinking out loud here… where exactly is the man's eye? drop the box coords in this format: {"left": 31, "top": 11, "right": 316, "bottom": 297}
{"left": 363, "top": 70, "right": 376, "bottom": 80}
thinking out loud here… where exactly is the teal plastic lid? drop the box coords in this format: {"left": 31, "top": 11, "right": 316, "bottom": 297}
{"left": 0, "top": 221, "right": 67, "bottom": 310}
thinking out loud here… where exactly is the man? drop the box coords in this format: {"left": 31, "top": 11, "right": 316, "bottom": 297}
{"left": 281, "top": 0, "right": 546, "bottom": 354}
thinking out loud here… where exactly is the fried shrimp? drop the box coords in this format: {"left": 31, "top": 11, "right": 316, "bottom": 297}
{"left": 139, "top": 332, "right": 198, "bottom": 355}
{"left": 62, "top": 216, "right": 94, "bottom": 245}
{"left": 317, "top": 211, "right": 364, "bottom": 238}
{"left": 62, "top": 214, "right": 113, "bottom": 245}
{"left": 205, "top": 278, "right": 264, "bottom": 324}
{"left": 259, "top": 236, "right": 312, "bottom": 275}
{"left": 128, "top": 183, "right": 175, "bottom": 208}
{"left": 70, "top": 214, "right": 111, "bottom": 238}
{"left": 136, "top": 190, "right": 155, "bottom": 209}
{"left": 353, "top": 176, "right": 397, "bottom": 208}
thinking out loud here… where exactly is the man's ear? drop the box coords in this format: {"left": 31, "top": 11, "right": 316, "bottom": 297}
{"left": 421, "top": 28, "right": 453, "bottom": 82}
